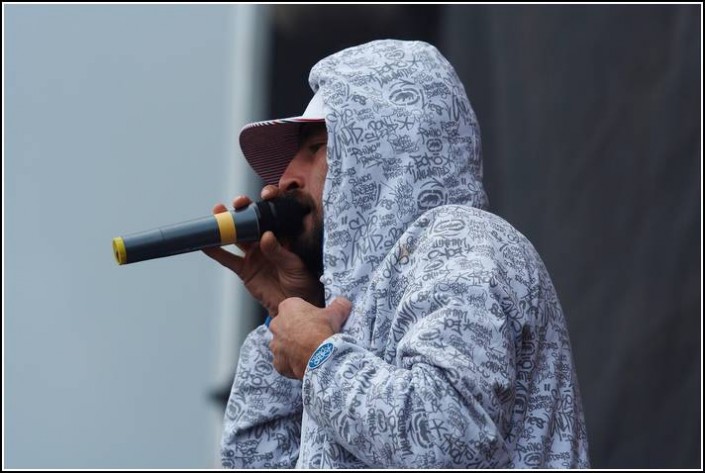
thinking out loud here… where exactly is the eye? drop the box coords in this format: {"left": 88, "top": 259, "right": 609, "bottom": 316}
{"left": 309, "top": 143, "right": 326, "bottom": 154}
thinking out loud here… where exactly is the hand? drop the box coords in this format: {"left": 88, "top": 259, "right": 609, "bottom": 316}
{"left": 269, "top": 297, "right": 352, "bottom": 379}
{"left": 202, "top": 186, "right": 323, "bottom": 315}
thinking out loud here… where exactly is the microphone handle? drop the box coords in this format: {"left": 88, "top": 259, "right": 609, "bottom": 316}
{"left": 113, "top": 201, "right": 275, "bottom": 265}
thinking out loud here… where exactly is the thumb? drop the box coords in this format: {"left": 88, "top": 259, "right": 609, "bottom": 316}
{"left": 324, "top": 297, "right": 352, "bottom": 332}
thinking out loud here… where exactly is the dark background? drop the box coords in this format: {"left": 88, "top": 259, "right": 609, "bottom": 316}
{"left": 262, "top": 5, "right": 700, "bottom": 468}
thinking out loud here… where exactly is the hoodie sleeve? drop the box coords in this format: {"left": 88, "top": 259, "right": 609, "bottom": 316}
{"left": 302, "top": 236, "right": 520, "bottom": 467}
{"left": 221, "top": 325, "right": 302, "bottom": 468}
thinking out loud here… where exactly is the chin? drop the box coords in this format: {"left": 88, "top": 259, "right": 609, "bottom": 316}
{"left": 290, "top": 214, "right": 324, "bottom": 278}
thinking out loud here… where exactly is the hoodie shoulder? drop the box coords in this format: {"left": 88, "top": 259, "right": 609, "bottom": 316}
{"left": 416, "top": 205, "right": 533, "bottom": 253}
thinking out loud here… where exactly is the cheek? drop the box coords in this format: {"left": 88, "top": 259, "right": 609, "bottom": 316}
{"left": 314, "top": 154, "right": 328, "bottom": 204}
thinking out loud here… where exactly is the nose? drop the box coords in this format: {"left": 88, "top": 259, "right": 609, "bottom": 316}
{"left": 278, "top": 153, "right": 305, "bottom": 192}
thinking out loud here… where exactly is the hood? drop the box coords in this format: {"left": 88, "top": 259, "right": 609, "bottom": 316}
{"left": 309, "top": 40, "right": 489, "bottom": 301}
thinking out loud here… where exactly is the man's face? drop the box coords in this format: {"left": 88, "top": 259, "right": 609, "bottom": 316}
{"left": 277, "top": 123, "right": 327, "bottom": 277}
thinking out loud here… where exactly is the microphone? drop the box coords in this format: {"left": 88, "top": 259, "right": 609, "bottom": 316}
{"left": 112, "top": 196, "right": 308, "bottom": 265}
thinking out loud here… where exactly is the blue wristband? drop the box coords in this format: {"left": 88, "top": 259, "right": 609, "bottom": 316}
{"left": 264, "top": 315, "right": 272, "bottom": 328}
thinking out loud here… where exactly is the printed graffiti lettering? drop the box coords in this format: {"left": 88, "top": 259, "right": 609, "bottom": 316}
{"left": 340, "top": 124, "right": 364, "bottom": 145}
{"left": 420, "top": 268, "right": 453, "bottom": 283}
{"left": 381, "top": 157, "right": 404, "bottom": 179}
{"left": 428, "top": 246, "right": 464, "bottom": 260}
{"left": 351, "top": 94, "right": 367, "bottom": 106}
{"left": 423, "top": 258, "right": 444, "bottom": 272}
{"left": 356, "top": 233, "right": 385, "bottom": 255}
{"left": 406, "top": 162, "right": 450, "bottom": 182}
{"left": 389, "top": 134, "right": 419, "bottom": 154}
{"left": 392, "top": 182, "right": 415, "bottom": 215}
{"left": 467, "top": 321, "right": 493, "bottom": 345}
{"left": 350, "top": 148, "right": 382, "bottom": 168}
{"left": 432, "top": 237, "right": 469, "bottom": 249}
{"left": 418, "top": 126, "right": 442, "bottom": 139}
{"left": 428, "top": 102, "right": 446, "bottom": 116}
{"left": 441, "top": 120, "right": 460, "bottom": 139}
{"left": 367, "top": 118, "right": 398, "bottom": 140}
{"left": 396, "top": 114, "right": 415, "bottom": 131}
{"left": 371, "top": 64, "right": 417, "bottom": 87}
{"left": 423, "top": 81, "right": 452, "bottom": 99}
{"left": 364, "top": 254, "right": 383, "bottom": 267}
{"left": 411, "top": 152, "right": 444, "bottom": 168}
{"left": 351, "top": 182, "right": 380, "bottom": 211}
{"left": 443, "top": 316, "right": 462, "bottom": 335}
{"left": 452, "top": 94, "right": 469, "bottom": 122}
{"left": 481, "top": 359, "right": 509, "bottom": 378}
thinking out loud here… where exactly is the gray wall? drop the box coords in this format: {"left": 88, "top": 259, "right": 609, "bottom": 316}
{"left": 4, "top": 5, "right": 244, "bottom": 468}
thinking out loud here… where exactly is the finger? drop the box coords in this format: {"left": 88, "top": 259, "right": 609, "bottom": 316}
{"left": 261, "top": 185, "right": 281, "bottom": 200}
{"left": 212, "top": 203, "right": 228, "bottom": 215}
{"left": 324, "top": 297, "right": 353, "bottom": 332}
{"left": 267, "top": 312, "right": 282, "bottom": 332}
{"left": 270, "top": 342, "right": 283, "bottom": 372}
{"left": 202, "top": 247, "right": 244, "bottom": 275}
{"left": 270, "top": 344, "right": 293, "bottom": 378}
{"left": 233, "top": 240, "right": 254, "bottom": 254}
{"left": 232, "top": 195, "right": 253, "bottom": 210}
{"left": 259, "top": 231, "right": 305, "bottom": 270}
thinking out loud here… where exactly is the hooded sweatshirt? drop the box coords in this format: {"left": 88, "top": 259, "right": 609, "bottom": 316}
{"left": 221, "top": 39, "right": 590, "bottom": 469}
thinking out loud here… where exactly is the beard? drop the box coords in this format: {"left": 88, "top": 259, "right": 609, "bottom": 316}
{"left": 276, "top": 190, "right": 324, "bottom": 278}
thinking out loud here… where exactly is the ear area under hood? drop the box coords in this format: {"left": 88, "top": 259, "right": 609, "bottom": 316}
{"left": 309, "top": 40, "right": 489, "bottom": 299}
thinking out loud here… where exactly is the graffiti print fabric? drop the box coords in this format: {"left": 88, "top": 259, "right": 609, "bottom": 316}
{"left": 221, "top": 40, "right": 590, "bottom": 468}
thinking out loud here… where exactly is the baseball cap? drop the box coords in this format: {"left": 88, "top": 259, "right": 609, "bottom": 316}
{"left": 239, "top": 90, "right": 325, "bottom": 186}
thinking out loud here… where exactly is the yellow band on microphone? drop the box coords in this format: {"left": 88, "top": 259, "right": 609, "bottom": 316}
{"left": 113, "top": 237, "right": 127, "bottom": 265}
{"left": 215, "top": 212, "right": 237, "bottom": 245}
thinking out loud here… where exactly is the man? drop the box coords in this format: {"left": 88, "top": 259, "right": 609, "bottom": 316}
{"left": 206, "top": 40, "right": 590, "bottom": 468}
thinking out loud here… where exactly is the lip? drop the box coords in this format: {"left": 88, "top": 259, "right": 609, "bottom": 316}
{"left": 302, "top": 211, "right": 316, "bottom": 232}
